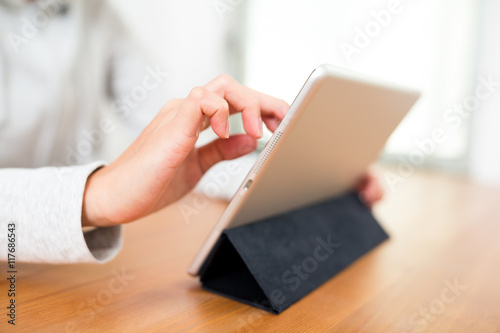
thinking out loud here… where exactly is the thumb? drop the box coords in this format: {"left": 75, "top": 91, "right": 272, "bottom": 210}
{"left": 197, "top": 134, "right": 257, "bottom": 173}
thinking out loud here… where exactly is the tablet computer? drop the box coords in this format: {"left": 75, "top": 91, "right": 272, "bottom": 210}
{"left": 188, "top": 64, "right": 419, "bottom": 276}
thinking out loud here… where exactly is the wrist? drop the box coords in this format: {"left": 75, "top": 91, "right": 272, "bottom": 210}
{"left": 82, "top": 166, "right": 111, "bottom": 227}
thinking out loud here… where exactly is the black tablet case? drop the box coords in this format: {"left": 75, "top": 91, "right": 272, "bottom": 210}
{"left": 199, "top": 192, "right": 388, "bottom": 314}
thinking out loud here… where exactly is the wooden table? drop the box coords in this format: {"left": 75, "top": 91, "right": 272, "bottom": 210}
{"left": 3, "top": 167, "right": 500, "bottom": 332}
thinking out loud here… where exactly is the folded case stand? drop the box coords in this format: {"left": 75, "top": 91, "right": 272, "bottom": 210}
{"left": 199, "top": 192, "right": 388, "bottom": 314}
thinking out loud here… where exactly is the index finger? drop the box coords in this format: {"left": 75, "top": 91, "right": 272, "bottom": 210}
{"left": 204, "top": 74, "right": 289, "bottom": 137}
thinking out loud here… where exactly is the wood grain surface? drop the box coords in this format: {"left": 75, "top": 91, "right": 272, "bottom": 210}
{"left": 1, "top": 167, "right": 500, "bottom": 332}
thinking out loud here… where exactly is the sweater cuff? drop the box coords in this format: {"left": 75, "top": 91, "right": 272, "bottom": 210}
{"left": 83, "top": 225, "right": 123, "bottom": 263}
{"left": 0, "top": 161, "right": 123, "bottom": 264}
{"left": 81, "top": 164, "right": 123, "bottom": 263}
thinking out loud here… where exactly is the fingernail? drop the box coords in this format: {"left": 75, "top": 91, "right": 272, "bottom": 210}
{"left": 225, "top": 122, "right": 230, "bottom": 139}
{"left": 258, "top": 117, "right": 263, "bottom": 138}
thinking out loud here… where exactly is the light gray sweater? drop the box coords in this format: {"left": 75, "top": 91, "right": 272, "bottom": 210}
{"left": 0, "top": 161, "right": 122, "bottom": 263}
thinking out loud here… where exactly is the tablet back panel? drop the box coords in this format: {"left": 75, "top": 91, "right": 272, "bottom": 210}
{"left": 228, "top": 65, "right": 419, "bottom": 228}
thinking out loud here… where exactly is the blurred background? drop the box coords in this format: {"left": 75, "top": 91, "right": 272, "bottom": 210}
{"left": 108, "top": 0, "right": 500, "bottom": 187}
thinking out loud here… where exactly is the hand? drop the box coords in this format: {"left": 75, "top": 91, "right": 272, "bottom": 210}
{"left": 82, "top": 74, "right": 289, "bottom": 227}
{"left": 356, "top": 171, "right": 384, "bottom": 208}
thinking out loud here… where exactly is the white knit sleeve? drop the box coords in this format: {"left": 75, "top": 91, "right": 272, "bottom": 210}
{"left": 0, "top": 161, "right": 122, "bottom": 264}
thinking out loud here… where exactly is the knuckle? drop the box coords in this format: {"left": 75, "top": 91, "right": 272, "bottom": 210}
{"left": 189, "top": 86, "right": 206, "bottom": 100}
{"left": 249, "top": 98, "right": 260, "bottom": 111}
{"left": 216, "top": 73, "right": 235, "bottom": 87}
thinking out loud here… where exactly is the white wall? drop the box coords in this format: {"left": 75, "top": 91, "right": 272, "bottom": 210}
{"left": 107, "top": 0, "right": 231, "bottom": 95}
{"left": 469, "top": 0, "right": 500, "bottom": 185}
{"left": 105, "top": 0, "right": 235, "bottom": 149}
{"left": 243, "top": 0, "right": 478, "bottom": 164}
